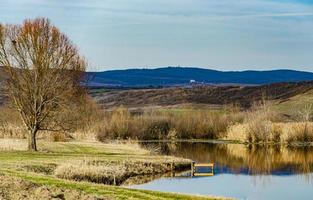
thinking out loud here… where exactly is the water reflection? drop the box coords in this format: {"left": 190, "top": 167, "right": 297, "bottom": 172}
{"left": 142, "top": 142, "right": 313, "bottom": 176}
{"left": 133, "top": 142, "right": 313, "bottom": 199}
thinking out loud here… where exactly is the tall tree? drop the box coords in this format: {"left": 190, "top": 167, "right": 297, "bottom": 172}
{"left": 0, "top": 18, "right": 86, "bottom": 151}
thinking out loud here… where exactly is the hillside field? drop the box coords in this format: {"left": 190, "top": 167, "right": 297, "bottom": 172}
{"left": 91, "top": 81, "right": 313, "bottom": 111}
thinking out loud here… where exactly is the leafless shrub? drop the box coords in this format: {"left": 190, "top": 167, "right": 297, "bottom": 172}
{"left": 285, "top": 103, "right": 313, "bottom": 143}
{"left": 285, "top": 122, "right": 313, "bottom": 143}
{"left": 244, "top": 101, "right": 277, "bottom": 142}
{"left": 227, "top": 101, "right": 280, "bottom": 143}
{"left": 298, "top": 104, "right": 313, "bottom": 122}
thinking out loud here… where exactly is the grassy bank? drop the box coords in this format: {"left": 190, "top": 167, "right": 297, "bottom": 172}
{"left": 0, "top": 139, "right": 220, "bottom": 200}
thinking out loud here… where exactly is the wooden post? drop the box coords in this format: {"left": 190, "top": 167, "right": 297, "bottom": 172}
{"left": 191, "top": 161, "right": 195, "bottom": 177}
{"left": 171, "top": 162, "right": 175, "bottom": 177}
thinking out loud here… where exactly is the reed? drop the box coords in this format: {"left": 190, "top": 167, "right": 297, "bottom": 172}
{"left": 227, "top": 121, "right": 313, "bottom": 143}
{"left": 227, "top": 101, "right": 283, "bottom": 143}
{"left": 96, "top": 106, "right": 244, "bottom": 141}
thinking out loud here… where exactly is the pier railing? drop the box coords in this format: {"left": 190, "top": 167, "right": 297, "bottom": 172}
{"left": 167, "top": 161, "right": 214, "bottom": 177}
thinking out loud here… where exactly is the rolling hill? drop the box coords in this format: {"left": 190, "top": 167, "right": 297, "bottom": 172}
{"left": 1, "top": 66, "right": 313, "bottom": 110}
{"left": 87, "top": 67, "right": 313, "bottom": 87}
{"left": 91, "top": 81, "right": 313, "bottom": 109}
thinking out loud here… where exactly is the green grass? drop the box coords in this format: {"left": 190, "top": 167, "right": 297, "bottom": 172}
{"left": 1, "top": 169, "right": 216, "bottom": 200}
{"left": 271, "top": 89, "right": 313, "bottom": 116}
{"left": 0, "top": 140, "right": 220, "bottom": 200}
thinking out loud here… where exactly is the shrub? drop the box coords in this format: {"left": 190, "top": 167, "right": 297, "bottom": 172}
{"left": 227, "top": 122, "right": 313, "bottom": 144}
{"left": 285, "top": 122, "right": 313, "bottom": 143}
{"left": 226, "top": 101, "right": 281, "bottom": 143}
{"left": 49, "top": 132, "right": 71, "bottom": 142}
{"left": 143, "top": 121, "right": 170, "bottom": 140}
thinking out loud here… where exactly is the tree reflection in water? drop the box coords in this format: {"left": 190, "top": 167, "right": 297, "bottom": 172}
{"left": 141, "top": 142, "right": 313, "bottom": 177}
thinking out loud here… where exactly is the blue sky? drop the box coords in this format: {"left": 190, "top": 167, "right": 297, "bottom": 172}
{"left": 0, "top": 0, "right": 313, "bottom": 71}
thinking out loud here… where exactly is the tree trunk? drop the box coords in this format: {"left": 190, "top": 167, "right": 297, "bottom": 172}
{"left": 28, "top": 129, "right": 38, "bottom": 151}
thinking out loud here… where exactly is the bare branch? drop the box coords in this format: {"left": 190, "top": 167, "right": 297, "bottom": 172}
{"left": 0, "top": 18, "right": 87, "bottom": 151}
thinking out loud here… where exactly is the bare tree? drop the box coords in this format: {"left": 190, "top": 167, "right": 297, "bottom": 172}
{"left": 0, "top": 18, "right": 86, "bottom": 151}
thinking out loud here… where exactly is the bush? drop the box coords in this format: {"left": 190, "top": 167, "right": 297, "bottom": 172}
{"left": 227, "top": 121, "right": 313, "bottom": 144}
{"left": 226, "top": 101, "right": 281, "bottom": 143}
{"left": 143, "top": 121, "right": 170, "bottom": 140}
{"left": 285, "top": 122, "right": 313, "bottom": 143}
{"left": 246, "top": 102, "right": 276, "bottom": 142}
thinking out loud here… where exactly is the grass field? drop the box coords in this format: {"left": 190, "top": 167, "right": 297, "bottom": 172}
{"left": 92, "top": 82, "right": 313, "bottom": 109}
{"left": 272, "top": 89, "right": 313, "bottom": 117}
{"left": 0, "top": 139, "right": 221, "bottom": 200}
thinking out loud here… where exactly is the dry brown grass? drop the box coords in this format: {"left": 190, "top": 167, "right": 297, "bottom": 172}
{"left": 0, "top": 139, "right": 191, "bottom": 187}
{"left": 97, "top": 106, "right": 244, "bottom": 140}
{"left": 54, "top": 159, "right": 182, "bottom": 185}
{"left": 0, "top": 106, "right": 27, "bottom": 139}
{"left": 0, "top": 139, "right": 28, "bottom": 151}
{"left": 227, "top": 102, "right": 282, "bottom": 143}
{"left": 2, "top": 95, "right": 312, "bottom": 144}
{"left": 227, "top": 122, "right": 313, "bottom": 144}
{"left": 280, "top": 122, "right": 313, "bottom": 143}
{"left": 0, "top": 97, "right": 103, "bottom": 141}
{"left": 246, "top": 102, "right": 278, "bottom": 142}
{"left": 226, "top": 102, "right": 313, "bottom": 144}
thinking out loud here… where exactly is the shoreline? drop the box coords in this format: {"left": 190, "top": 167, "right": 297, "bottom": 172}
{"left": 0, "top": 139, "right": 219, "bottom": 200}
{"left": 130, "top": 139, "right": 313, "bottom": 147}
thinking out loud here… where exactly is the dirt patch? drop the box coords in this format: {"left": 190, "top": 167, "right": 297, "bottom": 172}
{"left": 0, "top": 174, "right": 108, "bottom": 200}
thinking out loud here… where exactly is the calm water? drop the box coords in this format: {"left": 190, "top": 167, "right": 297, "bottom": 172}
{"left": 130, "top": 142, "right": 313, "bottom": 200}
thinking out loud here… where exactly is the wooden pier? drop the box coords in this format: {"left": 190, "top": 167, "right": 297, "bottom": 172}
{"left": 191, "top": 162, "right": 214, "bottom": 177}
{"left": 166, "top": 161, "right": 215, "bottom": 177}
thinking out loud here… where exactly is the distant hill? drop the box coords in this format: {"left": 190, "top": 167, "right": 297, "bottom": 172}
{"left": 2, "top": 66, "right": 313, "bottom": 108}
{"left": 87, "top": 67, "right": 313, "bottom": 87}
{"left": 91, "top": 81, "right": 313, "bottom": 109}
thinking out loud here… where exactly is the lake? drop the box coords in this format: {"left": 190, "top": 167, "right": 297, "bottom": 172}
{"left": 130, "top": 142, "right": 313, "bottom": 200}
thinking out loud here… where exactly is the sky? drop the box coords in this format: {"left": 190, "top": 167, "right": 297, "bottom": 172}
{"left": 0, "top": 0, "right": 313, "bottom": 72}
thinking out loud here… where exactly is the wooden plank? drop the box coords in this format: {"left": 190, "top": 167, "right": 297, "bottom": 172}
{"left": 194, "top": 173, "right": 214, "bottom": 176}
{"left": 193, "top": 163, "right": 214, "bottom": 177}
{"left": 194, "top": 163, "right": 214, "bottom": 167}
